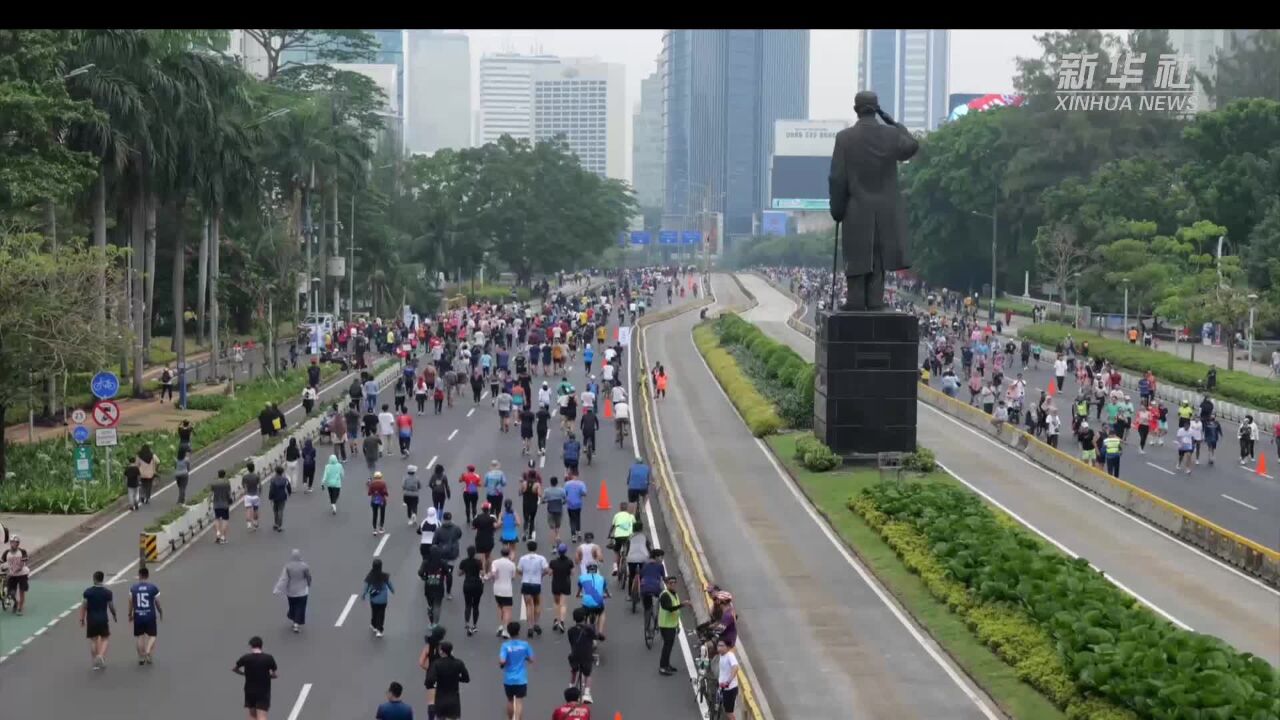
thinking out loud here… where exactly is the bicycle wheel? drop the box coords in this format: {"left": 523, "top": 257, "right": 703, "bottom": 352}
{"left": 644, "top": 608, "right": 656, "bottom": 649}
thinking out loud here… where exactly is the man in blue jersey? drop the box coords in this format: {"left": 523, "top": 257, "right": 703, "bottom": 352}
{"left": 498, "top": 621, "right": 535, "bottom": 720}
{"left": 577, "top": 563, "right": 610, "bottom": 638}
{"left": 128, "top": 566, "right": 162, "bottom": 665}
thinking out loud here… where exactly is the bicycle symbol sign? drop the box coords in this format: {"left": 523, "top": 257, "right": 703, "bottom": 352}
{"left": 91, "top": 371, "right": 120, "bottom": 400}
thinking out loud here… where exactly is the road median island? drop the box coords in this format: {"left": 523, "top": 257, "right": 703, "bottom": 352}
{"left": 917, "top": 384, "right": 1280, "bottom": 587}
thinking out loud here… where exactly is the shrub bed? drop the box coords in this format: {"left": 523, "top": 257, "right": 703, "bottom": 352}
{"left": 1017, "top": 324, "right": 1280, "bottom": 413}
{"left": 792, "top": 433, "right": 841, "bottom": 471}
{"left": 0, "top": 364, "right": 350, "bottom": 514}
{"left": 853, "top": 481, "right": 1278, "bottom": 720}
{"left": 692, "top": 323, "right": 783, "bottom": 437}
{"left": 712, "top": 314, "right": 814, "bottom": 428}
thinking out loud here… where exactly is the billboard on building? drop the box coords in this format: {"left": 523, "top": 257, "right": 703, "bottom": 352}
{"left": 761, "top": 211, "right": 790, "bottom": 237}
{"left": 770, "top": 120, "right": 847, "bottom": 211}
{"left": 945, "top": 93, "right": 1025, "bottom": 123}
{"left": 773, "top": 120, "right": 847, "bottom": 157}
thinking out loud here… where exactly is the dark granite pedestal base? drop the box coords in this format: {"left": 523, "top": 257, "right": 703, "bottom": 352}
{"left": 814, "top": 310, "right": 919, "bottom": 456}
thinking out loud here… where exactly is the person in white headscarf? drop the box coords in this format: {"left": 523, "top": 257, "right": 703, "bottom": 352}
{"left": 418, "top": 506, "right": 439, "bottom": 560}
{"left": 273, "top": 549, "right": 312, "bottom": 633}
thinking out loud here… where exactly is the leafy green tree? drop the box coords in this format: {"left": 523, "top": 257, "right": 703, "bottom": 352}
{"left": 238, "top": 30, "right": 378, "bottom": 82}
{"left": 1199, "top": 30, "right": 1280, "bottom": 107}
{"left": 0, "top": 231, "right": 125, "bottom": 484}
{"left": 0, "top": 30, "right": 99, "bottom": 214}
{"left": 1180, "top": 98, "right": 1280, "bottom": 254}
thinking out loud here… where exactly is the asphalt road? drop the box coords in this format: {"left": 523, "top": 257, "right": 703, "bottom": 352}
{"left": 764, "top": 273, "right": 1280, "bottom": 551}
{"left": 0, "top": 279, "right": 708, "bottom": 720}
{"left": 735, "top": 272, "right": 1280, "bottom": 665}
{"left": 643, "top": 273, "right": 998, "bottom": 720}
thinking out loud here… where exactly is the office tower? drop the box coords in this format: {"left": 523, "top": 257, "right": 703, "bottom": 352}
{"left": 662, "top": 30, "right": 810, "bottom": 240}
{"left": 857, "top": 29, "right": 949, "bottom": 133}
{"left": 632, "top": 68, "right": 665, "bottom": 207}
{"left": 478, "top": 53, "right": 560, "bottom": 144}
{"left": 404, "top": 30, "right": 471, "bottom": 154}
{"left": 531, "top": 58, "right": 626, "bottom": 180}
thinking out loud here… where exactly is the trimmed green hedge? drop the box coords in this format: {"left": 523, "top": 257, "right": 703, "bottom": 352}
{"left": 692, "top": 323, "right": 783, "bottom": 437}
{"left": 0, "top": 363, "right": 353, "bottom": 514}
{"left": 463, "top": 284, "right": 533, "bottom": 304}
{"left": 854, "top": 482, "right": 1278, "bottom": 720}
{"left": 713, "top": 314, "right": 814, "bottom": 428}
{"left": 793, "top": 433, "right": 841, "bottom": 471}
{"left": 1017, "top": 324, "right": 1280, "bottom": 413}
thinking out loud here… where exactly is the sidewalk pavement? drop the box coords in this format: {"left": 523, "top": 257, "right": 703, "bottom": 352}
{"left": 0, "top": 513, "right": 91, "bottom": 558}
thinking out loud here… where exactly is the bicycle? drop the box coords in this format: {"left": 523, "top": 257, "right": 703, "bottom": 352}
{"left": 615, "top": 419, "right": 629, "bottom": 448}
{"left": 584, "top": 436, "right": 595, "bottom": 466}
{"left": 691, "top": 631, "right": 723, "bottom": 719}
{"left": 0, "top": 570, "right": 10, "bottom": 613}
{"left": 642, "top": 596, "right": 658, "bottom": 649}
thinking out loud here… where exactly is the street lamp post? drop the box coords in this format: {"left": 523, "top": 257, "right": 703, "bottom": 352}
{"left": 968, "top": 201, "right": 998, "bottom": 323}
{"left": 1122, "top": 278, "right": 1130, "bottom": 336}
{"left": 1071, "top": 272, "right": 1082, "bottom": 328}
{"left": 1247, "top": 292, "right": 1258, "bottom": 371}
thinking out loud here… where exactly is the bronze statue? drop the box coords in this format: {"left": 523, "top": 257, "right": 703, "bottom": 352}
{"left": 827, "top": 90, "right": 919, "bottom": 311}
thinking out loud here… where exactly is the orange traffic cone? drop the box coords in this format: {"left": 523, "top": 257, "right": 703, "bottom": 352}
{"left": 614, "top": 325, "right": 620, "bottom": 340}
{"left": 1047, "top": 381, "right": 1056, "bottom": 398}
{"left": 614, "top": 714, "right": 623, "bottom": 720}
{"left": 604, "top": 397, "right": 613, "bottom": 419}
{"left": 1257, "top": 453, "right": 1268, "bottom": 476}
{"left": 597, "top": 480, "right": 612, "bottom": 510}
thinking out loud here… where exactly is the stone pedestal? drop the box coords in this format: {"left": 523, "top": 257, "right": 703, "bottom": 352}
{"left": 814, "top": 310, "right": 919, "bottom": 455}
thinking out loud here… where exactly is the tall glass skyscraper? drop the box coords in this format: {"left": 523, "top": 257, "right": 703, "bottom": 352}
{"left": 857, "top": 29, "right": 949, "bottom": 133}
{"left": 662, "top": 30, "right": 809, "bottom": 240}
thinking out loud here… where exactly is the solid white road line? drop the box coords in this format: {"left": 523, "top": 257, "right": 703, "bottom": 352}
{"left": 1221, "top": 494, "right": 1259, "bottom": 511}
{"left": 30, "top": 369, "right": 362, "bottom": 578}
{"left": 373, "top": 534, "right": 390, "bottom": 557}
{"left": 448, "top": 429, "right": 458, "bottom": 441}
{"left": 1146, "top": 462, "right": 1177, "bottom": 475}
{"left": 335, "top": 594, "right": 358, "bottom": 627}
{"left": 286, "top": 683, "right": 313, "bottom": 720}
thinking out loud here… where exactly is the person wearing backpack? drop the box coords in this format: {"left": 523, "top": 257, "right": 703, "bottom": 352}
{"left": 428, "top": 464, "right": 451, "bottom": 519}
{"left": 402, "top": 465, "right": 422, "bottom": 526}
{"left": 435, "top": 511, "right": 464, "bottom": 600}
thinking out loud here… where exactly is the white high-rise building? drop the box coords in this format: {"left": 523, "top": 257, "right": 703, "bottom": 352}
{"left": 532, "top": 58, "right": 626, "bottom": 180}
{"left": 632, "top": 68, "right": 664, "bottom": 208}
{"left": 478, "top": 53, "right": 560, "bottom": 144}
{"left": 858, "top": 29, "right": 950, "bottom": 133}
{"left": 404, "top": 30, "right": 471, "bottom": 154}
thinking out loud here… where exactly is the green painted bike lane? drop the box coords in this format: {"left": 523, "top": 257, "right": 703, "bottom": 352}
{"left": 0, "top": 579, "right": 86, "bottom": 661}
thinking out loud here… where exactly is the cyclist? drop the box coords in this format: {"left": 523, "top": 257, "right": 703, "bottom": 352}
{"left": 576, "top": 562, "right": 609, "bottom": 638}
{"left": 638, "top": 548, "right": 665, "bottom": 618}
{"left": 625, "top": 458, "right": 651, "bottom": 516}
{"left": 565, "top": 608, "right": 599, "bottom": 705}
{"left": 562, "top": 432, "right": 582, "bottom": 475}
{"left": 613, "top": 399, "right": 630, "bottom": 447}
{"left": 3, "top": 534, "right": 30, "bottom": 615}
{"left": 607, "top": 502, "right": 635, "bottom": 584}
{"left": 625, "top": 523, "right": 654, "bottom": 608}
{"left": 579, "top": 408, "right": 599, "bottom": 462}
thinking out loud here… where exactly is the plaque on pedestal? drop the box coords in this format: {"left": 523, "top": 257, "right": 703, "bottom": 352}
{"left": 813, "top": 310, "right": 919, "bottom": 456}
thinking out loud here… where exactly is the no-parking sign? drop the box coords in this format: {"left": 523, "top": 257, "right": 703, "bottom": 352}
{"left": 92, "top": 400, "right": 120, "bottom": 428}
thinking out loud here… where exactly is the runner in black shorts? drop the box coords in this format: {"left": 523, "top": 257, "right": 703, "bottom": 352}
{"left": 565, "top": 607, "right": 599, "bottom": 704}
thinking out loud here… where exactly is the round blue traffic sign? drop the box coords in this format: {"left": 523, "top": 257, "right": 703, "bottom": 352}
{"left": 90, "top": 371, "right": 120, "bottom": 400}
{"left": 72, "top": 425, "right": 90, "bottom": 443}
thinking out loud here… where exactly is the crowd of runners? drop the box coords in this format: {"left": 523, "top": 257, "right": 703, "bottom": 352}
{"left": 11, "top": 266, "right": 752, "bottom": 720}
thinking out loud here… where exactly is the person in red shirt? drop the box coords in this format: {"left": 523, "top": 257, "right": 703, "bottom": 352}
{"left": 552, "top": 688, "right": 591, "bottom": 719}
{"left": 395, "top": 410, "right": 413, "bottom": 458}
{"left": 459, "top": 464, "right": 482, "bottom": 523}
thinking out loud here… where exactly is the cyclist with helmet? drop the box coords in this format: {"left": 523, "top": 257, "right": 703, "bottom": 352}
{"left": 576, "top": 562, "right": 610, "bottom": 638}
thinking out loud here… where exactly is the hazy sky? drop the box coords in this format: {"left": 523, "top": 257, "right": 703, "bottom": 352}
{"left": 456, "top": 29, "right": 1067, "bottom": 178}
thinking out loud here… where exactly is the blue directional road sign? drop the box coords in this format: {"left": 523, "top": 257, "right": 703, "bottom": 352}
{"left": 90, "top": 371, "right": 120, "bottom": 400}
{"left": 658, "top": 230, "right": 679, "bottom": 245}
{"left": 681, "top": 230, "right": 702, "bottom": 245}
{"left": 629, "top": 231, "right": 652, "bottom": 245}
{"left": 72, "top": 425, "right": 90, "bottom": 444}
